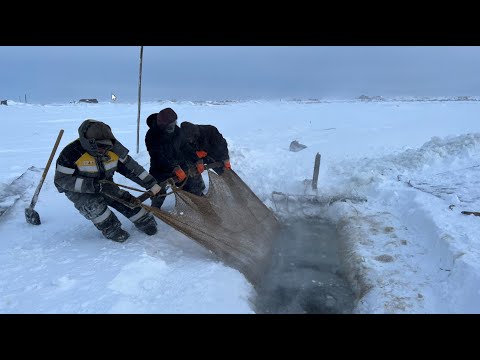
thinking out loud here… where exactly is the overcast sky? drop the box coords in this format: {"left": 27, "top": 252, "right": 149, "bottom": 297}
{"left": 1, "top": 46, "right": 480, "bottom": 103}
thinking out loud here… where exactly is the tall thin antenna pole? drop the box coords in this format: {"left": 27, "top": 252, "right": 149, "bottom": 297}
{"left": 136, "top": 46, "right": 144, "bottom": 154}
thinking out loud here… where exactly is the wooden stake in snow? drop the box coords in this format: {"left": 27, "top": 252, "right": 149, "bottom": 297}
{"left": 312, "top": 153, "right": 321, "bottom": 191}
{"left": 136, "top": 46, "right": 144, "bottom": 154}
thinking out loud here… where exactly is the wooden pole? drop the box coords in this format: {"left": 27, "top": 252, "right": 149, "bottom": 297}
{"left": 462, "top": 211, "right": 480, "bottom": 217}
{"left": 136, "top": 46, "right": 144, "bottom": 154}
{"left": 312, "top": 153, "right": 321, "bottom": 191}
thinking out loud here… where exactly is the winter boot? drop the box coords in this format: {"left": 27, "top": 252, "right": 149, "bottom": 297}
{"left": 133, "top": 212, "right": 158, "bottom": 236}
{"left": 108, "top": 228, "right": 130, "bottom": 242}
{"left": 94, "top": 210, "right": 130, "bottom": 242}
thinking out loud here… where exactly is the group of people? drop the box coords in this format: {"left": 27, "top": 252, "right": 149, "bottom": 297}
{"left": 54, "top": 108, "right": 231, "bottom": 242}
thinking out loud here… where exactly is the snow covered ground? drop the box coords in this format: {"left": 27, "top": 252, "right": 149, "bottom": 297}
{"left": 1, "top": 99, "right": 479, "bottom": 314}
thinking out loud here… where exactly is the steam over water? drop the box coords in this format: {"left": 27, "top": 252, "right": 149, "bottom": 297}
{"left": 254, "top": 218, "right": 355, "bottom": 314}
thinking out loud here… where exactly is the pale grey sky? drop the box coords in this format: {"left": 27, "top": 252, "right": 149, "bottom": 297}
{"left": 1, "top": 46, "right": 480, "bottom": 103}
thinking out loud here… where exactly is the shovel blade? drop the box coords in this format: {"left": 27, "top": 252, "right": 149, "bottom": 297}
{"left": 25, "top": 207, "right": 41, "bottom": 225}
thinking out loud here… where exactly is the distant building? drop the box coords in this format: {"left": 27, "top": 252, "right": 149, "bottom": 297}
{"left": 78, "top": 99, "right": 99, "bottom": 104}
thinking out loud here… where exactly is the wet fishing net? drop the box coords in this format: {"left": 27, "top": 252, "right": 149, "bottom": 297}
{"left": 146, "top": 170, "right": 281, "bottom": 285}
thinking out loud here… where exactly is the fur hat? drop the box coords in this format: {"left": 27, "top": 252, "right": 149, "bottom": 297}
{"left": 85, "top": 121, "right": 115, "bottom": 144}
{"left": 156, "top": 108, "right": 178, "bottom": 128}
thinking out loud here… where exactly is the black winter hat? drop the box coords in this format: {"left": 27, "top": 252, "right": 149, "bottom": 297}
{"left": 157, "top": 108, "right": 178, "bottom": 128}
{"left": 146, "top": 113, "right": 157, "bottom": 128}
{"left": 181, "top": 122, "right": 200, "bottom": 143}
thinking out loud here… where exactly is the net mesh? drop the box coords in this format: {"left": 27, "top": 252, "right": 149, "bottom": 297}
{"left": 145, "top": 170, "right": 280, "bottom": 285}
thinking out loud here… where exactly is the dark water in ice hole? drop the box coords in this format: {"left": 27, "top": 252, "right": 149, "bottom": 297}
{"left": 253, "top": 218, "right": 356, "bottom": 314}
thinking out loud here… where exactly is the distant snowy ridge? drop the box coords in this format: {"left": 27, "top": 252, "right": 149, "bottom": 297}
{"left": 4, "top": 96, "right": 480, "bottom": 106}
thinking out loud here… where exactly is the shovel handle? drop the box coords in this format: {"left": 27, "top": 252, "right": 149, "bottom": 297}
{"left": 28, "top": 129, "right": 64, "bottom": 210}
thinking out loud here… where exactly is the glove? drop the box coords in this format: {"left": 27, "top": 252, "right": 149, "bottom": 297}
{"left": 196, "top": 150, "right": 207, "bottom": 159}
{"left": 173, "top": 166, "right": 187, "bottom": 182}
{"left": 148, "top": 183, "right": 162, "bottom": 196}
{"left": 223, "top": 159, "right": 231, "bottom": 170}
{"left": 94, "top": 180, "right": 119, "bottom": 195}
{"left": 196, "top": 160, "right": 205, "bottom": 174}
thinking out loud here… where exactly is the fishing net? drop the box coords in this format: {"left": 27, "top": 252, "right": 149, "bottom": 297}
{"left": 145, "top": 170, "right": 281, "bottom": 285}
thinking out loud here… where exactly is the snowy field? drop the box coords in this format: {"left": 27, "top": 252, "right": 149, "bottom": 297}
{"left": 0, "top": 99, "right": 479, "bottom": 314}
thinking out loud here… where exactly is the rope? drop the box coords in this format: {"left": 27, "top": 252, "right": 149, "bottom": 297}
{"left": 99, "top": 180, "right": 145, "bottom": 193}
{"left": 100, "top": 167, "right": 194, "bottom": 199}
{"left": 100, "top": 161, "right": 225, "bottom": 203}
{"left": 99, "top": 179, "right": 171, "bottom": 199}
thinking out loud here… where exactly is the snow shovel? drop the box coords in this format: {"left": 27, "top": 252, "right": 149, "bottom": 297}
{"left": 25, "top": 129, "right": 64, "bottom": 225}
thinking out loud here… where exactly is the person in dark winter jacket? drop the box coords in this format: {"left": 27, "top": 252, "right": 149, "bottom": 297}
{"left": 54, "top": 119, "right": 162, "bottom": 242}
{"left": 180, "top": 121, "right": 231, "bottom": 175}
{"left": 145, "top": 108, "right": 191, "bottom": 209}
{"left": 145, "top": 108, "right": 231, "bottom": 209}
